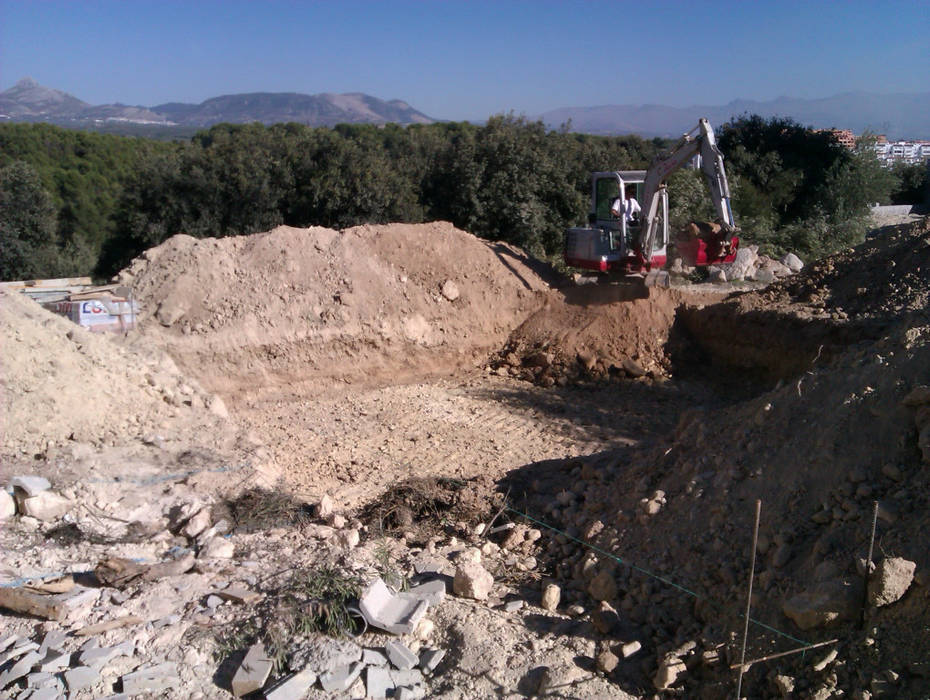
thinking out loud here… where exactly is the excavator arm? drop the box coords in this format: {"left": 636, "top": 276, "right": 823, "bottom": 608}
{"left": 638, "top": 118, "right": 737, "bottom": 268}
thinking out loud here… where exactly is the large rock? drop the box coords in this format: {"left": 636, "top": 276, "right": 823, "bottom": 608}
{"left": 653, "top": 655, "right": 686, "bottom": 690}
{"left": 727, "top": 246, "right": 759, "bottom": 281}
{"left": 780, "top": 252, "right": 804, "bottom": 273}
{"left": 868, "top": 557, "right": 916, "bottom": 607}
{"left": 540, "top": 584, "right": 560, "bottom": 612}
{"left": 588, "top": 571, "right": 617, "bottom": 602}
{"left": 18, "top": 491, "right": 70, "bottom": 521}
{"left": 782, "top": 578, "right": 861, "bottom": 629}
{"left": 453, "top": 561, "right": 494, "bottom": 600}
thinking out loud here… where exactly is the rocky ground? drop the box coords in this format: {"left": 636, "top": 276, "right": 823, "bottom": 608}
{"left": 1, "top": 219, "right": 928, "bottom": 699}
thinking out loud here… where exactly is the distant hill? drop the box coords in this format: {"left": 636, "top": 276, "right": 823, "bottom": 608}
{"left": 539, "top": 92, "right": 930, "bottom": 140}
{"left": 0, "top": 78, "right": 435, "bottom": 130}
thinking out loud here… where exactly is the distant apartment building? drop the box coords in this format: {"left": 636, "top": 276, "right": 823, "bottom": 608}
{"left": 817, "top": 128, "right": 928, "bottom": 166}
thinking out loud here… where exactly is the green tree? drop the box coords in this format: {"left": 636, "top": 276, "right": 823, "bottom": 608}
{"left": 0, "top": 161, "right": 61, "bottom": 280}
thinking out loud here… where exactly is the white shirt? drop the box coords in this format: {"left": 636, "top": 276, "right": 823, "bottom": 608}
{"left": 610, "top": 196, "right": 641, "bottom": 222}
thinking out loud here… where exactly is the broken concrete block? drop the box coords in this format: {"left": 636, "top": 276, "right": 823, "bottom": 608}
{"left": 621, "top": 640, "right": 642, "bottom": 658}
{"left": 0, "top": 649, "right": 42, "bottom": 688}
{"left": 37, "top": 631, "right": 66, "bottom": 656}
{"left": 318, "top": 661, "right": 364, "bottom": 692}
{"left": 0, "top": 639, "right": 37, "bottom": 665}
{"left": 389, "top": 669, "right": 425, "bottom": 687}
{"left": 10, "top": 476, "right": 51, "bottom": 497}
{"left": 120, "top": 662, "right": 179, "bottom": 695}
{"left": 0, "top": 490, "right": 14, "bottom": 520}
{"left": 359, "top": 578, "right": 429, "bottom": 635}
{"left": 366, "top": 665, "right": 395, "bottom": 698}
{"left": 385, "top": 640, "right": 418, "bottom": 671}
{"left": 27, "top": 688, "right": 66, "bottom": 700}
{"left": 503, "top": 599, "right": 524, "bottom": 613}
{"left": 26, "top": 670, "right": 59, "bottom": 688}
{"left": 263, "top": 667, "right": 317, "bottom": 700}
{"left": 452, "top": 561, "right": 493, "bottom": 600}
{"left": 63, "top": 665, "right": 102, "bottom": 693}
{"left": 419, "top": 648, "right": 445, "bottom": 675}
{"left": 334, "top": 528, "right": 360, "bottom": 549}
{"left": 0, "top": 633, "right": 18, "bottom": 652}
{"left": 400, "top": 579, "right": 446, "bottom": 607}
{"left": 36, "top": 649, "right": 71, "bottom": 672}
{"left": 19, "top": 491, "right": 70, "bottom": 521}
{"left": 231, "top": 643, "right": 274, "bottom": 697}
{"left": 362, "top": 648, "right": 389, "bottom": 667}
{"left": 289, "top": 637, "right": 361, "bottom": 675}
{"left": 78, "top": 640, "right": 134, "bottom": 670}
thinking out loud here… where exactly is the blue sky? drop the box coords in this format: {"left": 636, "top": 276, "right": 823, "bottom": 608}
{"left": 1, "top": 0, "right": 927, "bottom": 121}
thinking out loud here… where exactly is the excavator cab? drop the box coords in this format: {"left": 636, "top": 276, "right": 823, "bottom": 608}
{"left": 565, "top": 171, "right": 668, "bottom": 277}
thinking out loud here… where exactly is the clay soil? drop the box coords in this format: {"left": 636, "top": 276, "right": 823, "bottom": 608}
{"left": 2, "top": 218, "right": 929, "bottom": 698}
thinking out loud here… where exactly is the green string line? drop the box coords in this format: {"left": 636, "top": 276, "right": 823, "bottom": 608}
{"left": 506, "top": 505, "right": 810, "bottom": 648}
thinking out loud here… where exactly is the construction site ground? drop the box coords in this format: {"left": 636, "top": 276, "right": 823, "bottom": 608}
{"left": 1, "top": 219, "right": 929, "bottom": 699}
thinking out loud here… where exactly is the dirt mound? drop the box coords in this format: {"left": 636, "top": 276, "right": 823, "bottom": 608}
{"left": 492, "top": 286, "right": 691, "bottom": 385}
{"left": 0, "top": 288, "right": 240, "bottom": 478}
{"left": 118, "top": 222, "right": 550, "bottom": 399}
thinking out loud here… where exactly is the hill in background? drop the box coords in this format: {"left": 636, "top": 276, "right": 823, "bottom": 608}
{"left": 0, "top": 78, "right": 435, "bottom": 131}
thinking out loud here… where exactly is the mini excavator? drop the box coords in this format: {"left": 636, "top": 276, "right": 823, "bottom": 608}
{"left": 564, "top": 118, "right": 739, "bottom": 287}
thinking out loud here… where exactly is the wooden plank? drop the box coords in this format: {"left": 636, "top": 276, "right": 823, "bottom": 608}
{"left": 74, "top": 614, "right": 144, "bottom": 637}
{"left": 0, "top": 587, "right": 66, "bottom": 621}
{"left": 0, "top": 277, "right": 92, "bottom": 290}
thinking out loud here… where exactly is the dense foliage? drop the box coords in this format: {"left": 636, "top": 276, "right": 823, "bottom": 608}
{"left": 717, "top": 116, "right": 897, "bottom": 258}
{"left": 0, "top": 115, "right": 915, "bottom": 282}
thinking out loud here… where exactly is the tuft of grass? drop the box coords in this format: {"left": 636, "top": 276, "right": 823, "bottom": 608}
{"left": 222, "top": 488, "right": 313, "bottom": 532}
{"left": 373, "top": 538, "right": 408, "bottom": 592}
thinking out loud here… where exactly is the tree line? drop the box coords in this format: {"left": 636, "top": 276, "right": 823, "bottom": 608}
{"left": 1, "top": 115, "right": 926, "bottom": 282}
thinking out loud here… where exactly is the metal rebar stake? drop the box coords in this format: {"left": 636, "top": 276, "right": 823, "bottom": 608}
{"left": 736, "top": 499, "right": 762, "bottom": 699}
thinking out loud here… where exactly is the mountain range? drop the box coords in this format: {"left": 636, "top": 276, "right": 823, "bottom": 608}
{"left": 0, "top": 78, "right": 434, "bottom": 129}
{"left": 1, "top": 78, "right": 927, "bottom": 139}
{"left": 538, "top": 92, "right": 930, "bottom": 140}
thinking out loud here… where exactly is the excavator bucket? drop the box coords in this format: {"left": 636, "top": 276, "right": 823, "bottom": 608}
{"left": 644, "top": 270, "right": 670, "bottom": 288}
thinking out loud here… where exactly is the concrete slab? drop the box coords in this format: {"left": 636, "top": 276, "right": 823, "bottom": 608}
{"left": 359, "top": 578, "right": 428, "bottom": 635}
{"left": 263, "top": 667, "right": 317, "bottom": 700}
{"left": 36, "top": 649, "right": 70, "bottom": 673}
{"left": 400, "top": 579, "right": 447, "bottom": 607}
{"left": 362, "top": 648, "right": 389, "bottom": 667}
{"left": 21, "top": 687, "right": 61, "bottom": 700}
{"left": 63, "top": 665, "right": 101, "bottom": 693}
{"left": 120, "top": 662, "right": 179, "bottom": 695}
{"left": 0, "top": 650, "right": 42, "bottom": 689}
{"left": 318, "top": 661, "right": 364, "bottom": 692}
{"left": 385, "top": 640, "right": 418, "bottom": 671}
{"left": 390, "top": 669, "right": 425, "bottom": 687}
{"left": 0, "top": 633, "right": 19, "bottom": 652}
{"left": 365, "top": 665, "right": 394, "bottom": 699}
{"left": 10, "top": 476, "right": 51, "bottom": 497}
{"left": 0, "top": 641, "right": 38, "bottom": 666}
{"left": 231, "top": 643, "right": 274, "bottom": 697}
{"left": 396, "top": 685, "right": 427, "bottom": 700}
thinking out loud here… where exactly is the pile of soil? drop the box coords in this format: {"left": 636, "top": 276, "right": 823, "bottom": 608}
{"left": 492, "top": 286, "right": 689, "bottom": 385}
{"left": 118, "top": 222, "right": 551, "bottom": 399}
{"left": 0, "top": 288, "right": 241, "bottom": 479}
